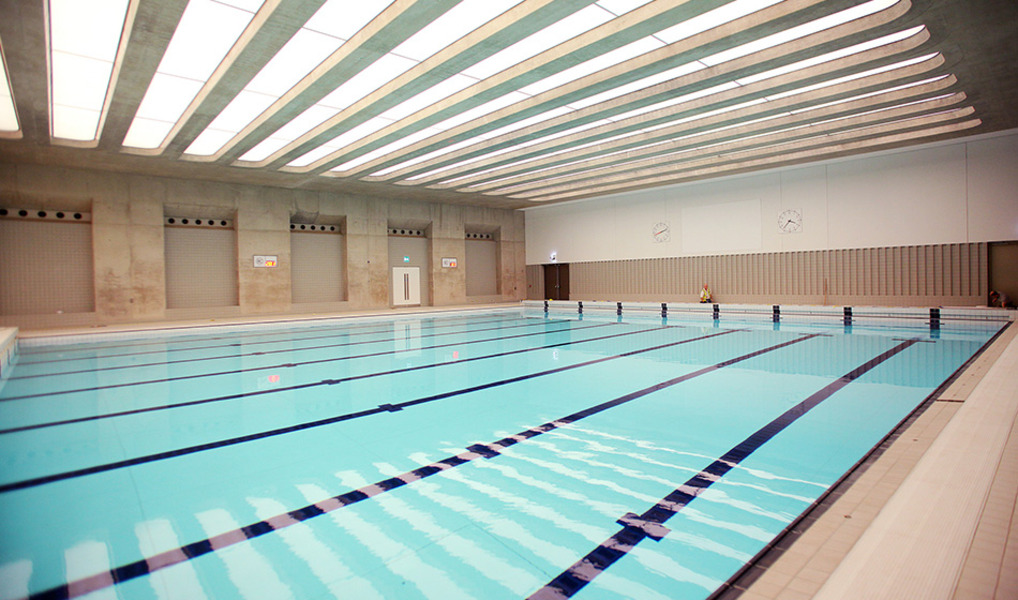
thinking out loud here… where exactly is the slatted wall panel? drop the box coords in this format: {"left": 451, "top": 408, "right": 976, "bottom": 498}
{"left": 568, "top": 242, "right": 988, "bottom": 306}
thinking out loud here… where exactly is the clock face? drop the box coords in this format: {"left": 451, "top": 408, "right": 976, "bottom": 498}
{"left": 652, "top": 222, "right": 671, "bottom": 243}
{"left": 778, "top": 209, "right": 802, "bottom": 234}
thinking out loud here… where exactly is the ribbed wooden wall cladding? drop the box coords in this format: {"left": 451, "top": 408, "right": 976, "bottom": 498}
{"left": 564, "top": 242, "right": 988, "bottom": 306}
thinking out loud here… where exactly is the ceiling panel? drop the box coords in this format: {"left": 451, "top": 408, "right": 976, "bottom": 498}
{"left": 0, "top": 0, "right": 1015, "bottom": 209}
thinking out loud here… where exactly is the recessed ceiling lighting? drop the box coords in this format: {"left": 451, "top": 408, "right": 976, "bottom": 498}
{"left": 0, "top": 43, "right": 18, "bottom": 133}
{"left": 124, "top": 0, "right": 262, "bottom": 149}
{"left": 48, "top": 0, "right": 130, "bottom": 141}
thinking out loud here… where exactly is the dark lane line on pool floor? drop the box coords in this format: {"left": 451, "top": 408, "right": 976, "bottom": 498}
{"left": 20, "top": 331, "right": 819, "bottom": 600}
{"left": 14, "top": 312, "right": 525, "bottom": 357}
{"left": 0, "top": 328, "right": 749, "bottom": 493}
{"left": 0, "top": 321, "right": 623, "bottom": 402}
{"left": 9, "top": 317, "right": 575, "bottom": 379}
{"left": 527, "top": 338, "right": 919, "bottom": 600}
{"left": 0, "top": 324, "right": 666, "bottom": 435}
{"left": 13, "top": 313, "right": 527, "bottom": 365}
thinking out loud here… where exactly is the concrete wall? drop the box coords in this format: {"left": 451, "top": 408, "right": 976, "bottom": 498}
{"left": 0, "top": 164, "right": 526, "bottom": 329}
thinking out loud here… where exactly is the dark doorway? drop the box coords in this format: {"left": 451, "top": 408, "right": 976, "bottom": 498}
{"left": 989, "top": 241, "right": 1018, "bottom": 307}
{"left": 543, "top": 264, "right": 569, "bottom": 301}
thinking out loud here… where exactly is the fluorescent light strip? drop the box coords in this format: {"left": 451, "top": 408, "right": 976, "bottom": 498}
{"left": 492, "top": 95, "right": 962, "bottom": 193}
{"left": 187, "top": 0, "right": 401, "bottom": 158}
{"left": 478, "top": 78, "right": 954, "bottom": 189}
{"left": 48, "top": 0, "right": 130, "bottom": 141}
{"left": 241, "top": 0, "right": 521, "bottom": 164}
{"left": 442, "top": 57, "right": 946, "bottom": 188}
{"left": 521, "top": 119, "right": 981, "bottom": 202}
{"left": 702, "top": 0, "right": 899, "bottom": 66}
{"left": 358, "top": 0, "right": 786, "bottom": 177}
{"left": 124, "top": 0, "right": 263, "bottom": 149}
{"left": 285, "top": 2, "right": 618, "bottom": 168}
{"left": 371, "top": 1, "right": 909, "bottom": 181}
{"left": 512, "top": 108, "right": 971, "bottom": 199}
{"left": 0, "top": 41, "right": 18, "bottom": 132}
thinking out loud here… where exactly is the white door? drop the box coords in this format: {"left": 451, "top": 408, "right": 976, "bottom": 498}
{"left": 392, "top": 267, "right": 421, "bottom": 306}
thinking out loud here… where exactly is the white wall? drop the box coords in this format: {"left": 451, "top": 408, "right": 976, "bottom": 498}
{"left": 525, "top": 130, "right": 1018, "bottom": 265}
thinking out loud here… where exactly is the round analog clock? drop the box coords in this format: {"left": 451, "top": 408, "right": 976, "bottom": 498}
{"left": 778, "top": 208, "right": 803, "bottom": 234}
{"left": 652, "top": 222, "right": 671, "bottom": 243}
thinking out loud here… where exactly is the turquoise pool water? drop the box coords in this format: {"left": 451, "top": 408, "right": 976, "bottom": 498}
{"left": 0, "top": 309, "right": 1004, "bottom": 600}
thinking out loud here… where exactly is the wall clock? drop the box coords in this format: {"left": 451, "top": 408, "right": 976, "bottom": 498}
{"left": 778, "top": 208, "right": 802, "bottom": 234}
{"left": 652, "top": 222, "right": 671, "bottom": 243}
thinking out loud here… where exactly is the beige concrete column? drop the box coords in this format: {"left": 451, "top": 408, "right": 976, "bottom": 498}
{"left": 431, "top": 236, "right": 467, "bottom": 305}
{"left": 236, "top": 190, "right": 291, "bottom": 314}
{"left": 92, "top": 173, "right": 167, "bottom": 322}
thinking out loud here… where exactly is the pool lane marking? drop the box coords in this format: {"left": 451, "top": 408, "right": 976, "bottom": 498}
{"left": 0, "top": 323, "right": 657, "bottom": 435}
{"left": 14, "top": 312, "right": 524, "bottom": 357}
{"left": 19, "top": 332, "right": 818, "bottom": 600}
{"left": 526, "top": 338, "right": 919, "bottom": 600}
{"left": 13, "top": 314, "right": 528, "bottom": 366}
{"left": 0, "top": 321, "right": 621, "bottom": 402}
{"left": 9, "top": 317, "right": 573, "bottom": 380}
{"left": 0, "top": 328, "right": 749, "bottom": 493}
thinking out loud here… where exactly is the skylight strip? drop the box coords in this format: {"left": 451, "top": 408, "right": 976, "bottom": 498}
{"left": 239, "top": 0, "right": 526, "bottom": 164}
{"left": 437, "top": 61, "right": 951, "bottom": 189}
{"left": 461, "top": 4, "right": 615, "bottom": 80}
{"left": 123, "top": 0, "right": 263, "bottom": 149}
{"left": 327, "top": 0, "right": 743, "bottom": 172}
{"left": 518, "top": 36, "right": 665, "bottom": 97}
{"left": 520, "top": 119, "right": 982, "bottom": 203}
{"left": 289, "top": 2, "right": 619, "bottom": 170}
{"left": 420, "top": 33, "right": 936, "bottom": 187}
{"left": 0, "top": 42, "right": 18, "bottom": 132}
{"left": 488, "top": 95, "right": 967, "bottom": 194}
{"left": 511, "top": 108, "right": 974, "bottom": 199}
{"left": 363, "top": 101, "right": 566, "bottom": 176}
{"left": 329, "top": 126, "right": 447, "bottom": 172}
{"left": 765, "top": 52, "right": 940, "bottom": 101}
{"left": 392, "top": 0, "right": 525, "bottom": 62}
{"left": 473, "top": 80, "right": 959, "bottom": 190}
{"left": 330, "top": 0, "right": 906, "bottom": 181}
{"left": 701, "top": 0, "right": 899, "bottom": 66}
{"left": 654, "top": 0, "right": 784, "bottom": 44}
{"left": 185, "top": 1, "right": 393, "bottom": 157}
{"left": 48, "top": 0, "right": 130, "bottom": 141}
{"left": 734, "top": 26, "right": 925, "bottom": 86}
{"left": 289, "top": 117, "right": 394, "bottom": 167}
{"left": 368, "top": 0, "right": 902, "bottom": 182}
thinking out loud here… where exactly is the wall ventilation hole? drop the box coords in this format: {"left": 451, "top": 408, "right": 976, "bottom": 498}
{"left": 0, "top": 208, "right": 7, "bottom": 216}
{"left": 56, "top": 212, "right": 65, "bottom": 219}
{"left": 18, "top": 210, "right": 27, "bottom": 217}
{"left": 290, "top": 224, "right": 296, "bottom": 230}
{"left": 37, "top": 211, "right": 46, "bottom": 218}
{"left": 168, "top": 218, "right": 176, "bottom": 224}
{"left": 74, "top": 213, "right": 82, "bottom": 220}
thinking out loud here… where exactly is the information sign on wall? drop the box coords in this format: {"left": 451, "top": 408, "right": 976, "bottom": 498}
{"left": 253, "top": 255, "right": 278, "bottom": 268}
{"left": 442, "top": 257, "right": 458, "bottom": 268}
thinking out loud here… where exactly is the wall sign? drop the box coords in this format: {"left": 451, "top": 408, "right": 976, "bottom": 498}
{"left": 253, "top": 255, "right": 278, "bottom": 268}
{"left": 403, "top": 255, "right": 410, "bottom": 263}
{"left": 442, "top": 257, "right": 458, "bottom": 268}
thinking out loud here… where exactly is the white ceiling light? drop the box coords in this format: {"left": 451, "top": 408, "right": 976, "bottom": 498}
{"left": 655, "top": 0, "right": 783, "bottom": 44}
{"left": 237, "top": 0, "right": 522, "bottom": 163}
{"left": 48, "top": 0, "right": 130, "bottom": 141}
{"left": 462, "top": 4, "right": 615, "bottom": 80}
{"left": 702, "top": 0, "right": 900, "bottom": 66}
{"left": 0, "top": 43, "right": 18, "bottom": 133}
{"left": 124, "top": 0, "right": 263, "bottom": 149}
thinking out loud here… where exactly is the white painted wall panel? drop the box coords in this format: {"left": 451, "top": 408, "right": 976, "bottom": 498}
{"left": 966, "top": 134, "right": 1018, "bottom": 241}
{"left": 826, "top": 144, "right": 967, "bottom": 248}
{"left": 525, "top": 130, "right": 1018, "bottom": 265}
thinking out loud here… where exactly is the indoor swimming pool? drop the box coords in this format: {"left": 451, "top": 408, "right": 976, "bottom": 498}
{"left": 0, "top": 308, "right": 1007, "bottom": 600}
